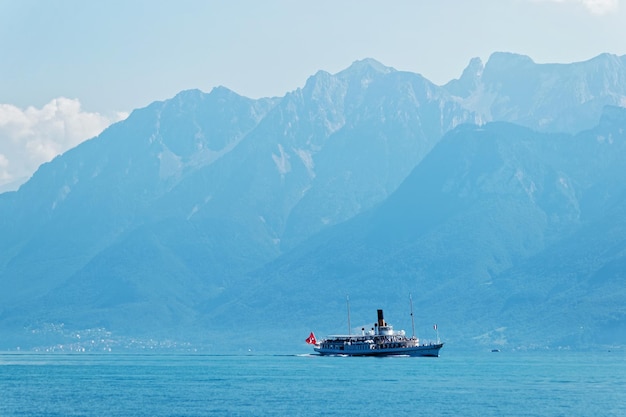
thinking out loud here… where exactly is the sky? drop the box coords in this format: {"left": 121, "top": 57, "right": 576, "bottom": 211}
{"left": 1, "top": 0, "right": 626, "bottom": 191}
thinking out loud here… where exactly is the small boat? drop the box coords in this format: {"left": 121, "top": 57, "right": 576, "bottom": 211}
{"left": 307, "top": 309, "right": 444, "bottom": 357}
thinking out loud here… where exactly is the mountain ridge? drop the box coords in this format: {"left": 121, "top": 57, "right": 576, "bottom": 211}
{"left": 223, "top": 108, "right": 626, "bottom": 349}
{"left": 1, "top": 53, "right": 626, "bottom": 351}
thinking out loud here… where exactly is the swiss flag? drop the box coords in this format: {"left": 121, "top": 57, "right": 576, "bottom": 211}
{"left": 305, "top": 332, "right": 317, "bottom": 345}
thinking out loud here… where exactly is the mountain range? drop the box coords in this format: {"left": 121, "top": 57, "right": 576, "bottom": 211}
{"left": 1, "top": 52, "right": 626, "bottom": 352}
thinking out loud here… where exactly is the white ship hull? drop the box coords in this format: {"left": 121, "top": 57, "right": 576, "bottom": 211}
{"left": 314, "top": 342, "right": 443, "bottom": 357}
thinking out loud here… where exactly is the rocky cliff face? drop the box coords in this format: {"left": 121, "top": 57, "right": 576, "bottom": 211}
{"left": 446, "top": 52, "right": 626, "bottom": 133}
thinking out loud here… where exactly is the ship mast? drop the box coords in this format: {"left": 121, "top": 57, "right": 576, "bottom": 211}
{"left": 346, "top": 295, "right": 351, "bottom": 335}
{"left": 409, "top": 293, "right": 416, "bottom": 339}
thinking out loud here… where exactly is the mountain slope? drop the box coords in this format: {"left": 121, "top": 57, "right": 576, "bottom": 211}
{"left": 1, "top": 55, "right": 626, "bottom": 350}
{"left": 221, "top": 107, "right": 626, "bottom": 350}
{"left": 0, "top": 59, "right": 476, "bottom": 348}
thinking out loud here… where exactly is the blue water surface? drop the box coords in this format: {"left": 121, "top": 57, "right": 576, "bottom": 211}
{"left": 1, "top": 350, "right": 624, "bottom": 416}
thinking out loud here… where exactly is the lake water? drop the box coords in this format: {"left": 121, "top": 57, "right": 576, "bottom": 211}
{"left": 1, "top": 350, "right": 624, "bottom": 416}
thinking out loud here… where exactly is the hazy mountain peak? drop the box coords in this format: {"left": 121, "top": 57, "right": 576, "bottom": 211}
{"left": 464, "top": 57, "right": 484, "bottom": 77}
{"left": 444, "top": 57, "right": 484, "bottom": 96}
{"left": 582, "top": 53, "right": 626, "bottom": 79}
{"left": 338, "top": 58, "right": 395, "bottom": 77}
{"left": 208, "top": 85, "right": 242, "bottom": 99}
{"left": 487, "top": 51, "right": 535, "bottom": 64}
{"left": 169, "top": 87, "right": 247, "bottom": 106}
{"left": 302, "top": 70, "right": 335, "bottom": 92}
{"left": 483, "top": 52, "right": 535, "bottom": 74}
{"left": 588, "top": 52, "right": 623, "bottom": 63}
{"left": 172, "top": 88, "right": 206, "bottom": 101}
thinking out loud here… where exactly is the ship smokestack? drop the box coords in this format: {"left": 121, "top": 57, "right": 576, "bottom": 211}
{"left": 377, "top": 309, "right": 386, "bottom": 327}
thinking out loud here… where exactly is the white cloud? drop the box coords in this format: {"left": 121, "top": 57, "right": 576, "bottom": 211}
{"left": 0, "top": 98, "right": 127, "bottom": 192}
{"left": 581, "top": 0, "right": 619, "bottom": 14}
{"left": 532, "top": 0, "right": 619, "bottom": 15}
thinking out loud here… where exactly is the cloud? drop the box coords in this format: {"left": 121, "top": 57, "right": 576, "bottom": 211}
{"left": 580, "top": 0, "right": 619, "bottom": 14}
{"left": 0, "top": 98, "right": 127, "bottom": 192}
{"left": 532, "top": 0, "right": 619, "bottom": 15}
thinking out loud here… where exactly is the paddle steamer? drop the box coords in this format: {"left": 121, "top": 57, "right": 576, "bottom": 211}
{"left": 307, "top": 309, "right": 443, "bottom": 357}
